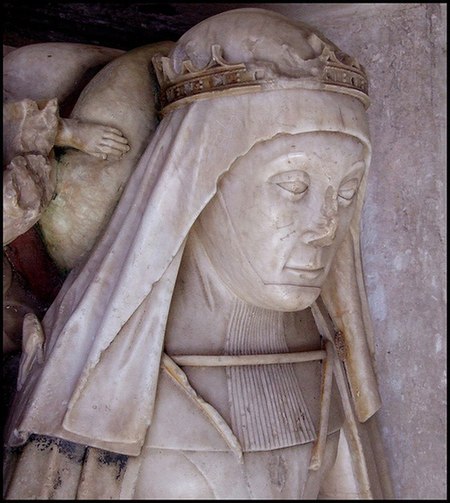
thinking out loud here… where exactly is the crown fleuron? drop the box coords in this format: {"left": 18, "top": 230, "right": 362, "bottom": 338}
{"left": 152, "top": 43, "right": 369, "bottom": 114}
{"left": 320, "top": 46, "right": 369, "bottom": 100}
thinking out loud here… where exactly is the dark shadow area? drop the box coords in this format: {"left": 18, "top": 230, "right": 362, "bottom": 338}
{"left": 3, "top": 2, "right": 260, "bottom": 49}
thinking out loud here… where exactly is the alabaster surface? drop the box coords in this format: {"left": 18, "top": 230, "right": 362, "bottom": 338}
{"left": 4, "top": 8, "right": 393, "bottom": 500}
{"left": 3, "top": 43, "right": 123, "bottom": 104}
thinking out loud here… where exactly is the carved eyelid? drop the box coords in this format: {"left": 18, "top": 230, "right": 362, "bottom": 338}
{"left": 267, "top": 169, "right": 310, "bottom": 185}
{"left": 339, "top": 178, "right": 359, "bottom": 191}
{"left": 337, "top": 162, "right": 365, "bottom": 199}
{"left": 268, "top": 169, "right": 310, "bottom": 196}
{"left": 338, "top": 187, "right": 358, "bottom": 201}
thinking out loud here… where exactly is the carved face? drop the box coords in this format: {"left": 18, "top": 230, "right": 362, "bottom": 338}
{"left": 197, "top": 131, "right": 366, "bottom": 311}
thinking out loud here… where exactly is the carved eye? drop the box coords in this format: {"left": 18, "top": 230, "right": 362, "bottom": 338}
{"left": 269, "top": 170, "right": 310, "bottom": 197}
{"left": 277, "top": 180, "right": 309, "bottom": 195}
{"left": 338, "top": 178, "right": 360, "bottom": 204}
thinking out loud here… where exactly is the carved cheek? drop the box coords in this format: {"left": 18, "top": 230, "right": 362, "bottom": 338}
{"left": 322, "top": 185, "right": 339, "bottom": 218}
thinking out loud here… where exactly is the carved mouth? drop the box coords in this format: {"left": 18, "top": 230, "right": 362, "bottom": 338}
{"left": 283, "top": 266, "right": 325, "bottom": 280}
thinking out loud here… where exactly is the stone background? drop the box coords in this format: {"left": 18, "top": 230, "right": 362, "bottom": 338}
{"left": 3, "top": 2, "right": 447, "bottom": 499}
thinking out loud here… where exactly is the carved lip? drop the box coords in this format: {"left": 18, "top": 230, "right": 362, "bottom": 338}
{"left": 283, "top": 266, "right": 325, "bottom": 280}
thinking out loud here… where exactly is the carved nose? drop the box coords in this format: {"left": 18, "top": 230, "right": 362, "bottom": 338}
{"left": 302, "top": 187, "right": 338, "bottom": 247}
{"left": 302, "top": 218, "right": 337, "bottom": 247}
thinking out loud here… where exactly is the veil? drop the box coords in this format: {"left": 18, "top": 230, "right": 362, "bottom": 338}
{"left": 6, "top": 87, "right": 378, "bottom": 457}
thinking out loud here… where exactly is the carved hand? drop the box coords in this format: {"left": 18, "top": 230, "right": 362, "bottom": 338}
{"left": 55, "top": 118, "right": 130, "bottom": 160}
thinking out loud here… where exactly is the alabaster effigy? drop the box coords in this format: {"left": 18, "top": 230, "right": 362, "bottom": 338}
{"left": 3, "top": 8, "right": 393, "bottom": 499}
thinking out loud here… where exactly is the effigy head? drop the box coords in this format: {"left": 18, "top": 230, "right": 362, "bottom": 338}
{"left": 151, "top": 8, "right": 372, "bottom": 312}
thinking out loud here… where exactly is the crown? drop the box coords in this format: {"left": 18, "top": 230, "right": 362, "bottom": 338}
{"left": 152, "top": 44, "right": 369, "bottom": 114}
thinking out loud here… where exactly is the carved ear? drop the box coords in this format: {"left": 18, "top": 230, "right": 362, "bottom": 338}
{"left": 320, "top": 228, "right": 381, "bottom": 423}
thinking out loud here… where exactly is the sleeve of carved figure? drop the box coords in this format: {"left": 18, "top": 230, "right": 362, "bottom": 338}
{"left": 3, "top": 99, "right": 59, "bottom": 245}
{"left": 17, "top": 312, "right": 45, "bottom": 390}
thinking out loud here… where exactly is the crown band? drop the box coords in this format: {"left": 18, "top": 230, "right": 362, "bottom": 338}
{"left": 162, "top": 64, "right": 263, "bottom": 111}
{"left": 153, "top": 44, "right": 369, "bottom": 114}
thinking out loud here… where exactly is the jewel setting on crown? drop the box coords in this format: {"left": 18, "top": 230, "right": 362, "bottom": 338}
{"left": 153, "top": 44, "right": 369, "bottom": 113}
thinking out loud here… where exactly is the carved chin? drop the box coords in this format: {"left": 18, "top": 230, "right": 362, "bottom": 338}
{"left": 244, "top": 284, "right": 322, "bottom": 312}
